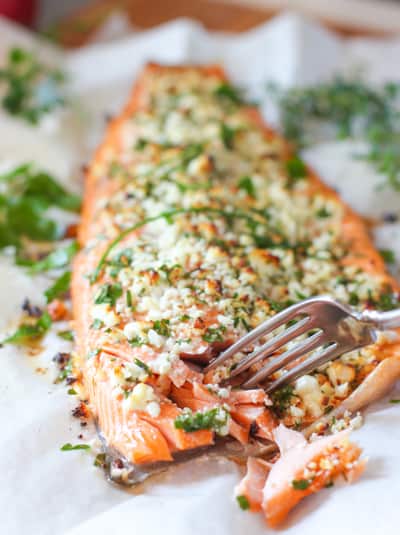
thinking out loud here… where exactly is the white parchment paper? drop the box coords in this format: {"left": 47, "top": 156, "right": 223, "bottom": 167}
{"left": 1, "top": 12, "right": 400, "bottom": 535}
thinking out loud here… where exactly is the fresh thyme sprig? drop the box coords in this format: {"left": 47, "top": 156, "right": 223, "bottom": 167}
{"left": 269, "top": 78, "right": 400, "bottom": 190}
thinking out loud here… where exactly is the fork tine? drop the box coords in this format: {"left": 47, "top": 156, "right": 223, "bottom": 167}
{"left": 204, "top": 300, "right": 316, "bottom": 372}
{"left": 229, "top": 316, "right": 315, "bottom": 377}
{"left": 263, "top": 341, "right": 350, "bottom": 393}
{"left": 241, "top": 330, "right": 327, "bottom": 387}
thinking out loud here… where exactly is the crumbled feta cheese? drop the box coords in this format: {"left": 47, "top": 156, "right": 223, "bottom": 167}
{"left": 91, "top": 304, "right": 119, "bottom": 328}
{"left": 294, "top": 375, "right": 323, "bottom": 418}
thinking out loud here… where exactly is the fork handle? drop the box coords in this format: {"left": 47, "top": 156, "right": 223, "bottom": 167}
{"left": 361, "top": 308, "right": 400, "bottom": 330}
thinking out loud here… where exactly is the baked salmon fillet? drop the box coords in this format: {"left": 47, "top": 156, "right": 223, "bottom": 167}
{"left": 71, "top": 64, "right": 400, "bottom": 524}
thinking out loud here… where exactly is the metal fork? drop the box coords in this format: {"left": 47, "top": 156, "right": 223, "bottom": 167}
{"left": 204, "top": 296, "right": 400, "bottom": 393}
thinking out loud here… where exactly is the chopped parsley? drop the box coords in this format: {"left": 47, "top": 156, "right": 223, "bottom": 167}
{"left": 28, "top": 241, "right": 79, "bottom": 273}
{"left": 67, "top": 388, "right": 77, "bottom": 395}
{"left": 0, "top": 164, "right": 80, "bottom": 261}
{"left": 57, "top": 330, "right": 74, "bottom": 341}
{"left": 2, "top": 311, "right": 52, "bottom": 345}
{"left": 237, "top": 176, "right": 255, "bottom": 198}
{"left": 91, "top": 318, "right": 104, "bottom": 330}
{"left": 152, "top": 319, "right": 171, "bottom": 337}
{"left": 94, "top": 283, "right": 122, "bottom": 306}
{"left": 135, "top": 138, "right": 148, "bottom": 151}
{"left": 374, "top": 288, "right": 400, "bottom": 311}
{"left": 316, "top": 207, "right": 331, "bottom": 218}
{"left": 134, "top": 358, "right": 151, "bottom": 375}
{"left": 236, "top": 495, "right": 250, "bottom": 510}
{"left": 220, "top": 123, "right": 235, "bottom": 149}
{"left": 44, "top": 270, "right": 71, "bottom": 303}
{"left": 390, "top": 399, "right": 400, "bottom": 403}
{"left": 180, "top": 143, "right": 204, "bottom": 167}
{"left": 379, "top": 249, "right": 396, "bottom": 264}
{"left": 202, "top": 325, "right": 226, "bottom": 343}
{"left": 0, "top": 46, "right": 65, "bottom": 124}
{"left": 214, "top": 82, "right": 243, "bottom": 105}
{"left": 349, "top": 292, "right": 360, "bottom": 306}
{"left": 286, "top": 155, "right": 307, "bottom": 185}
{"left": 270, "top": 385, "right": 295, "bottom": 416}
{"left": 292, "top": 479, "right": 311, "bottom": 490}
{"left": 60, "top": 443, "right": 90, "bottom": 452}
{"left": 174, "top": 407, "right": 229, "bottom": 433}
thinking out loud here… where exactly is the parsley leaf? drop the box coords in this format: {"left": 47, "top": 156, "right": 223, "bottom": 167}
{"left": 29, "top": 242, "right": 78, "bottom": 273}
{"left": 202, "top": 325, "right": 226, "bottom": 343}
{"left": 220, "top": 123, "right": 236, "bottom": 149}
{"left": 60, "top": 443, "right": 90, "bottom": 452}
{"left": 0, "top": 164, "right": 80, "bottom": 259}
{"left": 236, "top": 495, "right": 250, "bottom": 510}
{"left": 57, "top": 330, "right": 74, "bottom": 341}
{"left": 0, "top": 47, "right": 65, "bottom": 124}
{"left": 174, "top": 407, "right": 229, "bottom": 433}
{"left": 286, "top": 156, "right": 307, "bottom": 185}
{"left": 94, "top": 283, "right": 122, "bottom": 306}
{"left": 379, "top": 249, "right": 396, "bottom": 264}
{"left": 214, "top": 82, "right": 243, "bottom": 105}
{"left": 45, "top": 271, "right": 71, "bottom": 303}
{"left": 2, "top": 311, "right": 52, "bottom": 345}
{"left": 292, "top": 479, "right": 311, "bottom": 490}
{"left": 152, "top": 319, "right": 170, "bottom": 337}
{"left": 237, "top": 176, "right": 256, "bottom": 198}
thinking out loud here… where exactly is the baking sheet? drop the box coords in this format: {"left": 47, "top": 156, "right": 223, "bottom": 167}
{"left": 0, "top": 12, "right": 400, "bottom": 535}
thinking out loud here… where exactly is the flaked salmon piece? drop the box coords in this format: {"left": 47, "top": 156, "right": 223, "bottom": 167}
{"left": 235, "top": 457, "right": 271, "bottom": 512}
{"left": 171, "top": 382, "right": 276, "bottom": 445}
{"left": 236, "top": 424, "right": 366, "bottom": 527}
{"left": 140, "top": 402, "right": 214, "bottom": 451}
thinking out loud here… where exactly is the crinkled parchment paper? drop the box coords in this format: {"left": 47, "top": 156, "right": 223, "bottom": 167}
{"left": 0, "top": 12, "right": 400, "bottom": 535}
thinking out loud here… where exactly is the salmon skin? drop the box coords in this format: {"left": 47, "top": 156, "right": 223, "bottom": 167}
{"left": 72, "top": 64, "right": 399, "bottom": 521}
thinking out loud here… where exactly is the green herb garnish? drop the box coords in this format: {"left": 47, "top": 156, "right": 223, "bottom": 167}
{"left": 286, "top": 155, "right": 307, "bottom": 185}
{"left": 202, "top": 325, "right": 227, "bottom": 343}
{"left": 94, "top": 283, "right": 122, "bottom": 306}
{"left": 271, "top": 77, "right": 400, "bottom": 190}
{"left": 390, "top": 399, "right": 400, "bottom": 403}
{"left": 67, "top": 388, "right": 77, "bottom": 395}
{"left": 134, "top": 358, "right": 151, "bottom": 375}
{"left": 2, "top": 311, "right": 52, "bottom": 345}
{"left": 379, "top": 249, "right": 396, "bottom": 264}
{"left": 236, "top": 495, "right": 250, "bottom": 510}
{"left": 237, "top": 176, "right": 255, "bottom": 198}
{"left": 135, "top": 138, "right": 148, "bottom": 150}
{"left": 0, "top": 164, "right": 80, "bottom": 259}
{"left": 271, "top": 385, "right": 295, "bottom": 415}
{"left": 174, "top": 407, "right": 229, "bottom": 433}
{"left": 220, "top": 123, "right": 236, "bottom": 149}
{"left": 214, "top": 82, "right": 243, "bottom": 105}
{"left": 316, "top": 207, "right": 331, "bottom": 218}
{"left": 29, "top": 242, "right": 78, "bottom": 273}
{"left": 91, "top": 318, "right": 104, "bottom": 330}
{"left": 44, "top": 271, "right": 71, "bottom": 303}
{"left": 60, "top": 443, "right": 90, "bottom": 451}
{"left": 57, "top": 330, "right": 74, "bottom": 341}
{"left": 152, "top": 319, "right": 170, "bottom": 337}
{"left": 292, "top": 479, "right": 311, "bottom": 490}
{"left": 0, "top": 46, "right": 65, "bottom": 124}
